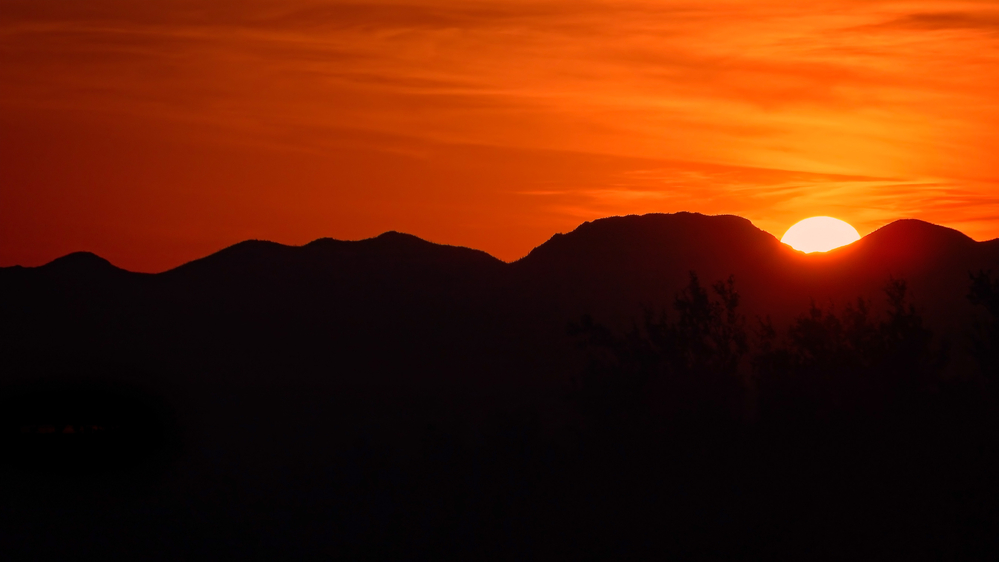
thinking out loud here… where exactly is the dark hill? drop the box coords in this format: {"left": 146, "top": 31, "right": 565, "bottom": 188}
{"left": 862, "top": 218, "right": 976, "bottom": 251}
{"left": 166, "top": 231, "right": 503, "bottom": 279}
{"left": 152, "top": 232, "right": 505, "bottom": 336}
{"left": 41, "top": 251, "right": 123, "bottom": 275}
{"left": 509, "top": 213, "right": 790, "bottom": 325}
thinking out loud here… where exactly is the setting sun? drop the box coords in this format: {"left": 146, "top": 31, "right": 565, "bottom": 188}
{"left": 781, "top": 216, "right": 861, "bottom": 253}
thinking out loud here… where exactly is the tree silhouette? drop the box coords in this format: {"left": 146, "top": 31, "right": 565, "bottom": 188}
{"left": 754, "top": 278, "right": 945, "bottom": 427}
{"left": 569, "top": 272, "right": 749, "bottom": 433}
{"left": 660, "top": 273, "right": 747, "bottom": 380}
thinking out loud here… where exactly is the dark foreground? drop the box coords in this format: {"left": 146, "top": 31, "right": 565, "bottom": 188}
{"left": 2, "top": 213, "right": 999, "bottom": 559}
{"left": 2, "top": 381, "right": 999, "bottom": 560}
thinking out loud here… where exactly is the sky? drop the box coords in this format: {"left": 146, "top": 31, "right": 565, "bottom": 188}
{"left": 3, "top": 0, "right": 999, "bottom": 271}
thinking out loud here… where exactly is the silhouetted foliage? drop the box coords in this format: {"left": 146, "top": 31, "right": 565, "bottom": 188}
{"left": 755, "top": 278, "right": 947, "bottom": 426}
{"left": 561, "top": 272, "right": 994, "bottom": 558}
{"left": 571, "top": 273, "right": 951, "bottom": 434}
{"left": 662, "top": 273, "right": 748, "bottom": 379}
{"left": 569, "top": 272, "right": 749, "bottom": 434}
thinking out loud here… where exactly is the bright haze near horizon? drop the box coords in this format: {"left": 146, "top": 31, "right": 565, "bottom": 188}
{"left": 2, "top": 0, "right": 999, "bottom": 272}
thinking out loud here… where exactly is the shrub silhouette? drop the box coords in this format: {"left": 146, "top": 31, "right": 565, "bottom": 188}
{"left": 572, "top": 274, "right": 947, "bottom": 435}
{"left": 569, "top": 272, "right": 748, "bottom": 434}
{"left": 754, "top": 278, "right": 945, "bottom": 427}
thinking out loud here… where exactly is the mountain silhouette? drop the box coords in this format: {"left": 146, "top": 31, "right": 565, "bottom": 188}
{"left": 40, "top": 251, "right": 123, "bottom": 275}
{"left": 511, "top": 213, "right": 786, "bottom": 322}
{"left": 510, "top": 213, "right": 998, "bottom": 336}
{"left": 4, "top": 212, "right": 996, "bottom": 392}
{"left": 2, "top": 212, "right": 999, "bottom": 559}
{"left": 779, "top": 218, "right": 999, "bottom": 333}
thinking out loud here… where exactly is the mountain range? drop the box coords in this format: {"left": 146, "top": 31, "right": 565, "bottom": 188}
{"left": 5, "top": 211, "right": 996, "bottom": 378}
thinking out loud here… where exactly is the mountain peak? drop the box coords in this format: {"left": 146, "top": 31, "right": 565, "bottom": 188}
{"left": 374, "top": 230, "right": 419, "bottom": 241}
{"left": 163, "top": 231, "right": 505, "bottom": 281}
{"left": 41, "top": 252, "right": 120, "bottom": 273}
{"left": 572, "top": 212, "right": 762, "bottom": 234}
{"left": 164, "top": 239, "right": 292, "bottom": 274}
{"left": 868, "top": 219, "right": 973, "bottom": 241}
{"left": 519, "top": 212, "right": 779, "bottom": 266}
{"left": 859, "top": 219, "right": 976, "bottom": 256}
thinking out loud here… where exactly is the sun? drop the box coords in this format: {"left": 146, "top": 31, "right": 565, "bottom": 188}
{"left": 781, "top": 216, "right": 861, "bottom": 253}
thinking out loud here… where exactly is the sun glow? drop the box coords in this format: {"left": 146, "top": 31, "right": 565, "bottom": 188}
{"left": 781, "top": 216, "right": 861, "bottom": 253}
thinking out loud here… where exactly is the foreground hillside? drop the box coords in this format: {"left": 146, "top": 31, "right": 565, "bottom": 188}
{"left": 2, "top": 212, "right": 998, "bottom": 558}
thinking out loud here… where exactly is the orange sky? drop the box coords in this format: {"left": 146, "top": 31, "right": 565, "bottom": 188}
{"left": 3, "top": 0, "right": 999, "bottom": 271}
